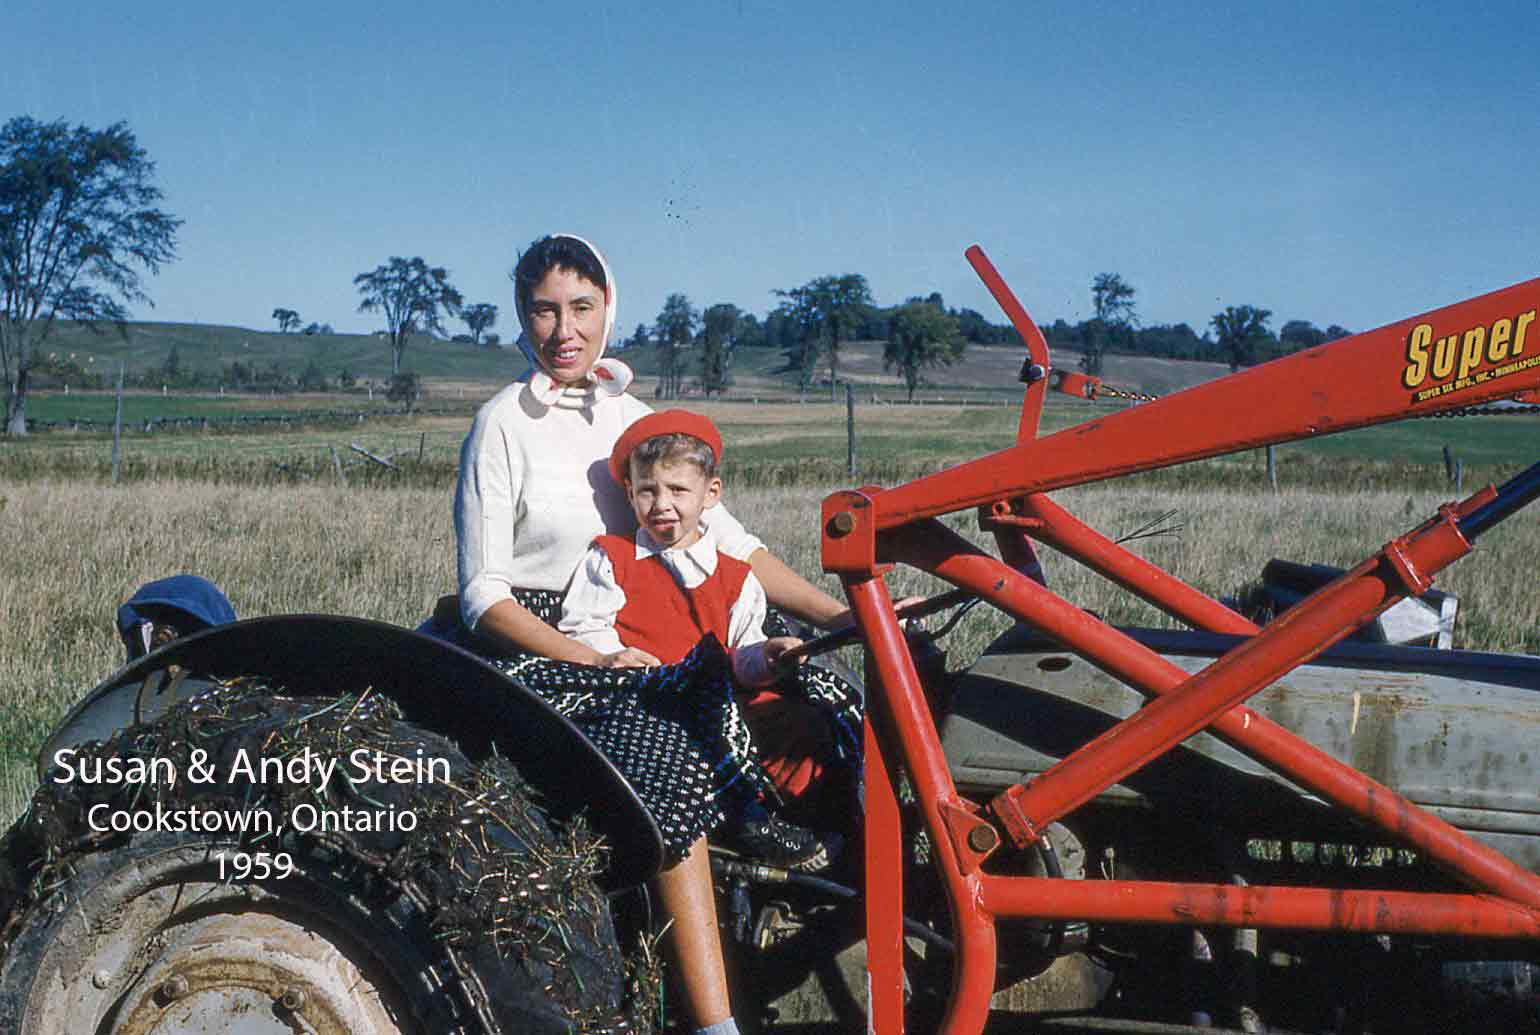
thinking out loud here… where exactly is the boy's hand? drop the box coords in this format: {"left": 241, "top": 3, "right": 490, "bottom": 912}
{"left": 765, "top": 636, "right": 804, "bottom": 671}
{"left": 598, "top": 647, "right": 660, "bottom": 669}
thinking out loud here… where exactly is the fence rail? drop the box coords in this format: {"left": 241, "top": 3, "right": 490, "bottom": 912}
{"left": 23, "top": 405, "right": 471, "bottom": 435}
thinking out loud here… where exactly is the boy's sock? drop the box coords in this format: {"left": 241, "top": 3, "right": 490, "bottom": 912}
{"left": 695, "top": 1020, "right": 740, "bottom": 1035}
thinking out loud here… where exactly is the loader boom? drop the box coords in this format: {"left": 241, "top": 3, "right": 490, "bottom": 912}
{"left": 833, "top": 247, "right": 1540, "bottom": 1035}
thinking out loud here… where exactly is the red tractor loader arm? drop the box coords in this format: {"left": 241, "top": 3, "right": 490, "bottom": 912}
{"left": 832, "top": 248, "right": 1540, "bottom": 1035}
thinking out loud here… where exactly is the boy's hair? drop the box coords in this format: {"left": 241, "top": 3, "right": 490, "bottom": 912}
{"left": 511, "top": 235, "right": 607, "bottom": 318}
{"left": 629, "top": 432, "right": 718, "bottom": 480}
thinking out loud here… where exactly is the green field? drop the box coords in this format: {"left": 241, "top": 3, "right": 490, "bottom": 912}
{"left": 5, "top": 389, "right": 1537, "bottom": 494}
{"left": 36, "top": 320, "right": 523, "bottom": 383}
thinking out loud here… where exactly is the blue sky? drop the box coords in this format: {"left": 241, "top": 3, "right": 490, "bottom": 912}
{"left": 7, "top": 0, "right": 1539, "bottom": 345}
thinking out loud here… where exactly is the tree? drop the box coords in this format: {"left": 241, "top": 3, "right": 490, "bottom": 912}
{"left": 733, "top": 311, "right": 766, "bottom": 350}
{"left": 699, "top": 303, "right": 739, "bottom": 397}
{"left": 1279, "top": 319, "right": 1327, "bottom": 352}
{"left": 1211, "top": 305, "right": 1274, "bottom": 372}
{"left": 272, "top": 307, "right": 301, "bottom": 334}
{"left": 386, "top": 370, "right": 423, "bottom": 412}
{"left": 161, "top": 344, "right": 182, "bottom": 384}
{"left": 771, "top": 284, "right": 823, "bottom": 397}
{"left": 299, "top": 359, "right": 328, "bottom": 392}
{"left": 774, "top": 274, "right": 874, "bottom": 399}
{"left": 885, "top": 301, "right": 963, "bottom": 402}
{"left": 1082, "top": 272, "right": 1137, "bottom": 377}
{"left": 461, "top": 302, "right": 498, "bottom": 346}
{"left": 0, "top": 117, "right": 180, "bottom": 435}
{"left": 825, "top": 274, "right": 874, "bottom": 397}
{"left": 654, "top": 293, "right": 696, "bottom": 400}
{"left": 354, "top": 257, "right": 463, "bottom": 375}
{"left": 621, "top": 322, "right": 650, "bottom": 353}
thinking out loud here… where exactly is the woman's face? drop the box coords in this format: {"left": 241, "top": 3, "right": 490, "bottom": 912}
{"left": 525, "top": 266, "right": 607, "bottom": 385}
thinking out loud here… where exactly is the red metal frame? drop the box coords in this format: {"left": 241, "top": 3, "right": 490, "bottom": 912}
{"left": 833, "top": 247, "right": 1540, "bottom": 1034}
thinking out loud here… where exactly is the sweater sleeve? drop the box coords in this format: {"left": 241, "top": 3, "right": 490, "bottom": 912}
{"left": 708, "top": 501, "right": 767, "bottom": 561}
{"left": 558, "top": 543, "right": 628, "bottom": 655}
{"left": 456, "top": 402, "right": 522, "bottom": 630}
{"left": 728, "top": 573, "right": 774, "bottom": 686}
{"left": 726, "top": 571, "right": 769, "bottom": 650}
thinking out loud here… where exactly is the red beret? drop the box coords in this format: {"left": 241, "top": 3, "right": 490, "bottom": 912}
{"left": 609, "top": 409, "right": 724, "bottom": 484}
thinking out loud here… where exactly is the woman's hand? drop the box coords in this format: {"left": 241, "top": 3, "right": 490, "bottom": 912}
{"left": 597, "top": 646, "right": 661, "bottom": 669}
{"left": 825, "top": 595, "right": 927, "bottom": 632}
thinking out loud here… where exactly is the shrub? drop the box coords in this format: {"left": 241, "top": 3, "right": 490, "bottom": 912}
{"left": 386, "top": 371, "right": 423, "bottom": 410}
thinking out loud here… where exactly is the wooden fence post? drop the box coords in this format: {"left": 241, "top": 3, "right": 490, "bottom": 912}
{"left": 111, "top": 362, "right": 125, "bottom": 484}
{"left": 330, "top": 445, "right": 347, "bottom": 486}
{"left": 846, "top": 383, "right": 856, "bottom": 478}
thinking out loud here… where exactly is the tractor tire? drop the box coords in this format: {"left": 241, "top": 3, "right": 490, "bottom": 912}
{"left": 0, "top": 683, "right": 646, "bottom": 1035}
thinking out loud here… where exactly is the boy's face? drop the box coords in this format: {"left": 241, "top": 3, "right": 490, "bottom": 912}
{"left": 627, "top": 457, "right": 722, "bottom": 549}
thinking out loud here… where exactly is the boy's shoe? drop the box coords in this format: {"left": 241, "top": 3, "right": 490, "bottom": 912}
{"left": 728, "top": 812, "right": 844, "bottom": 873}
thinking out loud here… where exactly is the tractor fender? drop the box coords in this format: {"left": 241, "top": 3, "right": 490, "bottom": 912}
{"left": 37, "top": 614, "right": 664, "bottom": 886}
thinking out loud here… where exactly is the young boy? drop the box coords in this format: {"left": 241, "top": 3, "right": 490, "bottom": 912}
{"left": 559, "top": 409, "right": 844, "bottom": 871}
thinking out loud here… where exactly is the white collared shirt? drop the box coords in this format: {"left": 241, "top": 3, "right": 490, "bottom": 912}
{"left": 560, "top": 522, "right": 773, "bottom": 683}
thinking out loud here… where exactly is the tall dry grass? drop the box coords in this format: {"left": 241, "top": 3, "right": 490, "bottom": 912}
{"left": 2, "top": 477, "right": 1537, "bottom": 822}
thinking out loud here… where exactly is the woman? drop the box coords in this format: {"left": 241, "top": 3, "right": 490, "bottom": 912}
{"left": 453, "top": 234, "right": 853, "bottom": 1035}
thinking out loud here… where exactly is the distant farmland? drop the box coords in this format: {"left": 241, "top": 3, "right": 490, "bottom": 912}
{"left": 10, "top": 316, "right": 1538, "bottom": 493}
{"left": 29, "top": 319, "right": 1229, "bottom": 404}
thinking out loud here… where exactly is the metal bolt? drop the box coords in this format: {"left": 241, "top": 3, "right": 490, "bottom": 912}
{"left": 91, "top": 969, "right": 112, "bottom": 990}
{"left": 967, "top": 825, "right": 999, "bottom": 853}
{"left": 279, "top": 986, "right": 308, "bottom": 1012}
{"left": 158, "top": 975, "right": 190, "bottom": 1002}
{"left": 828, "top": 511, "right": 856, "bottom": 537}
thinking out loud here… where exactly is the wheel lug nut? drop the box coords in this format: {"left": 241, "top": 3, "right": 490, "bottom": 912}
{"left": 158, "top": 975, "right": 189, "bottom": 1002}
{"left": 279, "top": 986, "right": 307, "bottom": 1011}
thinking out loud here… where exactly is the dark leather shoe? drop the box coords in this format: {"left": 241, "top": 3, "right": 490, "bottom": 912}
{"left": 728, "top": 813, "right": 843, "bottom": 873}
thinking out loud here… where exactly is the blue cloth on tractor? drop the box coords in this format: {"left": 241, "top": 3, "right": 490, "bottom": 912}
{"left": 117, "top": 575, "right": 238, "bottom": 659}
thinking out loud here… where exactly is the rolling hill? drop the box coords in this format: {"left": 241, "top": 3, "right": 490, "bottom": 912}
{"left": 33, "top": 320, "right": 1228, "bottom": 400}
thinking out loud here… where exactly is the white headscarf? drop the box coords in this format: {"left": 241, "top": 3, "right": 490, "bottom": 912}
{"left": 514, "top": 233, "right": 634, "bottom": 405}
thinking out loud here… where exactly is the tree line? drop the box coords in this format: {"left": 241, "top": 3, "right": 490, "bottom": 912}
{"left": 632, "top": 278, "right": 1021, "bottom": 402}
{"left": 1055, "top": 271, "right": 1353, "bottom": 378}
{"left": 2, "top": 114, "right": 1359, "bottom": 435}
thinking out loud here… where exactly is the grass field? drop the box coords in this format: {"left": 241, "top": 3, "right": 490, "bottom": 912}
{"left": 3, "top": 353, "right": 1538, "bottom": 824}
{"left": 2, "top": 465, "right": 1539, "bottom": 823}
